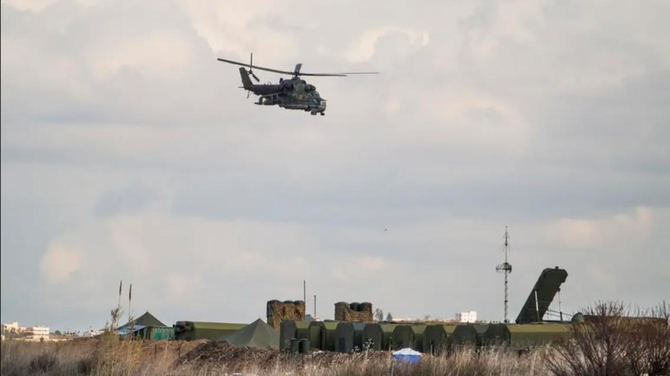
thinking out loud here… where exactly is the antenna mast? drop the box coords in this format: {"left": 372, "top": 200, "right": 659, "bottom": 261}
{"left": 496, "top": 226, "right": 513, "bottom": 323}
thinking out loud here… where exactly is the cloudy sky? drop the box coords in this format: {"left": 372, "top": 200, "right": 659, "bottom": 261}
{"left": 2, "top": 0, "right": 669, "bottom": 331}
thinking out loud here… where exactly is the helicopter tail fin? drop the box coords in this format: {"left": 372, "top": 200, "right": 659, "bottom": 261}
{"left": 239, "top": 67, "right": 253, "bottom": 89}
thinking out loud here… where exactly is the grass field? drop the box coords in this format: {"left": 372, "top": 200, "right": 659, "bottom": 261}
{"left": 2, "top": 302, "right": 667, "bottom": 376}
{"left": 1, "top": 338, "right": 551, "bottom": 376}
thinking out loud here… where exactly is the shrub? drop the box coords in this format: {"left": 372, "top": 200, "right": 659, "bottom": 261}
{"left": 545, "top": 301, "right": 670, "bottom": 376}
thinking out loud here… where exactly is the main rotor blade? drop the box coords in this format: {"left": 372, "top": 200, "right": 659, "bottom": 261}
{"left": 217, "top": 58, "right": 296, "bottom": 75}
{"left": 297, "top": 72, "right": 378, "bottom": 77}
{"left": 217, "top": 57, "right": 379, "bottom": 77}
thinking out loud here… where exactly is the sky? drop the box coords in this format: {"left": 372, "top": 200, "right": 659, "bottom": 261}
{"left": 1, "top": 0, "right": 669, "bottom": 332}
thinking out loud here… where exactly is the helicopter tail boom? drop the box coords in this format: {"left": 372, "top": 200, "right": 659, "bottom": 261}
{"left": 239, "top": 67, "right": 253, "bottom": 89}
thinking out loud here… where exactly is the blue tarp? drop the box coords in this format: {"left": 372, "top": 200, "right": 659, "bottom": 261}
{"left": 118, "top": 325, "right": 146, "bottom": 336}
{"left": 393, "top": 348, "right": 422, "bottom": 364}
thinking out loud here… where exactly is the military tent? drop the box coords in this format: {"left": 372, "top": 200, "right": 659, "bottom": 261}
{"left": 322, "top": 321, "right": 339, "bottom": 351}
{"left": 452, "top": 325, "right": 477, "bottom": 347}
{"left": 507, "top": 323, "right": 570, "bottom": 349}
{"left": 119, "top": 311, "right": 166, "bottom": 330}
{"left": 352, "top": 322, "right": 367, "bottom": 350}
{"left": 308, "top": 321, "right": 326, "bottom": 350}
{"left": 391, "top": 325, "right": 415, "bottom": 350}
{"left": 336, "top": 323, "right": 355, "bottom": 352}
{"left": 423, "top": 325, "right": 456, "bottom": 354}
{"left": 473, "top": 324, "right": 490, "bottom": 346}
{"left": 220, "top": 319, "right": 279, "bottom": 349}
{"left": 482, "top": 324, "right": 509, "bottom": 346}
{"left": 411, "top": 325, "right": 427, "bottom": 352}
{"left": 174, "top": 321, "right": 245, "bottom": 341}
{"left": 361, "top": 323, "right": 383, "bottom": 351}
{"left": 118, "top": 311, "right": 174, "bottom": 340}
{"left": 279, "top": 320, "right": 309, "bottom": 351}
{"left": 380, "top": 324, "right": 397, "bottom": 351}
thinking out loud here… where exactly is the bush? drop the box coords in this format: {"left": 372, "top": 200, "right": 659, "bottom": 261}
{"left": 545, "top": 301, "right": 670, "bottom": 376}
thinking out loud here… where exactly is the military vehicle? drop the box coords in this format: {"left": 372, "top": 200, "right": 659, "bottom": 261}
{"left": 217, "top": 53, "right": 378, "bottom": 116}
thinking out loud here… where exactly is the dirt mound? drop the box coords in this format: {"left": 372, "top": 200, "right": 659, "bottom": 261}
{"left": 178, "top": 341, "right": 391, "bottom": 371}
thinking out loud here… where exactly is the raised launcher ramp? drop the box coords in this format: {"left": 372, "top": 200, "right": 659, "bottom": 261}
{"left": 515, "top": 267, "right": 568, "bottom": 324}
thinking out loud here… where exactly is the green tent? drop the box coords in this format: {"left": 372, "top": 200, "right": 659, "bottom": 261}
{"left": 453, "top": 325, "right": 477, "bottom": 347}
{"left": 423, "top": 325, "right": 456, "bottom": 355}
{"left": 119, "top": 311, "right": 166, "bottom": 330}
{"left": 220, "top": 319, "right": 279, "bottom": 350}
{"left": 361, "top": 323, "right": 383, "bottom": 351}
{"left": 482, "top": 324, "right": 509, "bottom": 346}
{"left": 507, "top": 323, "right": 570, "bottom": 349}
{"left": 174, "top": 321, "right": 246, "bottom": 341}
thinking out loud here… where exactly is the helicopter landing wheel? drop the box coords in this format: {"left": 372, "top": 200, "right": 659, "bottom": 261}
{"left": 320, "top": 112, "right": 325, "bottom": 116}
{"left": 310, "top": 111, "right": 317, "bottom": 116}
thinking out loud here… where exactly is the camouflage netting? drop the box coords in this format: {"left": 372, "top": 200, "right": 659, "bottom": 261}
{"left": 334, "top": 302, "right": 373, "bottom": 322}
{"left": 267, "top": 300, "right": 305, "bottom": 330}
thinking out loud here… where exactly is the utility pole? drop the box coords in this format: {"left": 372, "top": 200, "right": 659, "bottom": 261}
{"left": 496, "top": 226, "right": 513, "bottom": 323}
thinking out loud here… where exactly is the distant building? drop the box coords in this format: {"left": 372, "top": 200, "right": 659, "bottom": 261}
{"left": 26, "top": 326, "right": 49, "bottom": 341}
{"left": 82, "top": 329, "right": 103, "bottom": 337}
{"left": 305, "top": 314, "right": 320, "bottom": 322}
{"left": 2, "top": 322, "right": 26, "bottom": 333}
{"left": 456, "top": 311, "right": 477, "bottom": 323}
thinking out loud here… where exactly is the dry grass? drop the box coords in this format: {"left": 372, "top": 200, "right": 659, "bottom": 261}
{"left": 1, "top": 340, "right": 550, "bottom": 376}
{"left": 2, "top": 300, "right": 667, "bottom": 376}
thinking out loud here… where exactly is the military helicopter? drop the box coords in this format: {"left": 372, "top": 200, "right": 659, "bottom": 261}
{"left": 217, "top": 54, "right": 378, "bottom": 116}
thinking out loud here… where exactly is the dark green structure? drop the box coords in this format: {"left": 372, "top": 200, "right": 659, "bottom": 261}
{"left": 120, "top": 311, "right": 167, "bottom": 330}
{"left": 119, "top": 311, "right": 174, "bottom": 340}
{"left": 482, "top": 324, "right": 509, "bottom": 346}
{"left": 279, "top": 320, "right": 309, "bottom": 351}
{"left": 411, "top": 325, "right": 426, "bottom": 352}
{"left": 335, "top": 323, "right": 355, "bottom": 352}
{"left": 380, "top": 324, "right": 397, "bottom": 351}
{"left": 322, "top": 321, "right": 339, "bottom": 351}
{"left": 308, "top": 321, "right": 326, "bottom": 350}
{"left": 388, "top": 325, "right": 426, "bottom": 351}
{"left": 174, "top": 321, "right": 246, "bottom": 341}
{"left": 352, "top": 323, "right": 366, "bottom": 350}
{"left": 452, "top": 325, "right": 478, "bottom": 347}
{"left": 507, "top": 323, "right": 570, "bottom": 349}
{"left": 516, "top": 267, "right": 568, "bottom": 324}
{"left": 423, "top": 325, "right": 456, "bottom": 354}
{"left": 361, "top": 323, "right": 383, "bottom": 351}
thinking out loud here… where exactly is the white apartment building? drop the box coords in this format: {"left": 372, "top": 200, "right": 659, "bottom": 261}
{"left": 455, "top": 311, "right": 477, "bottom": 323}
{"left": 2, "top": 322, "right": 26, "bottom": 333}
{"left": 26, "top": 326, "right": 50, "bottom": 341}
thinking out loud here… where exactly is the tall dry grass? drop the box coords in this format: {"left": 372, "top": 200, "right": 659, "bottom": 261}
{"left": 1, "top": 340, "right": 552, "bottom": 376}
{"left": 2, "top": 300, "right": 667, "bottom": 376}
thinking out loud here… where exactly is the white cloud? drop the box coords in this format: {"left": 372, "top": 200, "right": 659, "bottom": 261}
{"left": 40, "top": 244, "right": 85, "bottom": 283}
{"left": 345, "top": 26, "right": 429, "bottom": 63}
{"left": 552, "top": 207, "right": 655, "bottom": 250}
{"left": 2, "top": 0, "right": 669, "bottom": 330}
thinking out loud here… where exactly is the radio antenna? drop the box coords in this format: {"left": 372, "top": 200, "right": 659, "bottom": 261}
{"left": 496, "top": 226, "right": 513, "bottom": 323}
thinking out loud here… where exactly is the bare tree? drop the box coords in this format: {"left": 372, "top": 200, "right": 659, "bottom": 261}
{"left": 545, "top": 301, "right": 670, "bottom": 376}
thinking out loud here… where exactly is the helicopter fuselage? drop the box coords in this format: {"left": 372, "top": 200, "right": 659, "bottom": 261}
{"left": 240, "top": 68, "right": 326, "bottom": 115}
